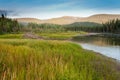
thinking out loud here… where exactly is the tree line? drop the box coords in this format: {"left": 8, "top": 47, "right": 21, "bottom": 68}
{"left": 64, "top": 22, "right": 102, "bottom": 32}
{"left": 0, "top": 15, "right": 120, "bottom": 34}
{"left": 102, "top": 19, "right": 120, "bottom": 33}
{"left": 26, "top": 20, "right": 120, "bottom": 34}
{"left": 0, "top": 15, "right": 22, "bottom": 34}
{"left": 21, "top": 23, "right": 64, "bottom": 33}
{"left": 64, "top": 19, "right": 120, "bottom": 34}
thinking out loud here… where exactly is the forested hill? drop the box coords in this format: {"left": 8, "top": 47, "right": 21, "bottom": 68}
{"left": 65, "top": 22, "right": 102, "bottom": 27}
{"left": 64, "top": 20, "right": 120, "bottom": 33}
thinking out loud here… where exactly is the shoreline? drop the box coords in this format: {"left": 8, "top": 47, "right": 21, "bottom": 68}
{"left": 70, "top": 41, "right": 120, "bottom": 64}
{"left": 75, "top": 33, "right": 120, "bottom": 38}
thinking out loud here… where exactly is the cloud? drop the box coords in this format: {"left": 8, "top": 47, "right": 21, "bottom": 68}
{"left": 9, "top": 1, "right": 78, "bottom": 18}
{"left": 0, "top": 9, "right": 19, "bottom": 17}
{"left": 16, "top": 1, "right": 77, "bottom": 12}
{"left": 4, "top": 0, "right": 120, "bottom": 19}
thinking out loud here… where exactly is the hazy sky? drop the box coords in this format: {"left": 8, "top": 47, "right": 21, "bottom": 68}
{"left": 0, "top": 0, "right": 120, "bottom": 19}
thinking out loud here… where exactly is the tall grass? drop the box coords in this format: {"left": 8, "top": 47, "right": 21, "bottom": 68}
{"left": 0, "top": 39, "right": 120, "bottom": 80}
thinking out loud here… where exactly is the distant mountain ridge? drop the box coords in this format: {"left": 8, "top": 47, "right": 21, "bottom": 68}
{"left": 16, "top": 14, "right": 120, "bottom": 25}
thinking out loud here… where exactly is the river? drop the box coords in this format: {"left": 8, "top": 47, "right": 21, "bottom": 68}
{"left": 72, "top": 34, "right": 120, "bottom": 61}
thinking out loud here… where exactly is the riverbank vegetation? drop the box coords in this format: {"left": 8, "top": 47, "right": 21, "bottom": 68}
{"left": 38, "top": 31, "right": 86, "bottom": 40}
{"left": 0, "top": 39, "right": 120, "bottom": 80}
{"left": 0, "top": 32, "right": 85, "bottom": 40}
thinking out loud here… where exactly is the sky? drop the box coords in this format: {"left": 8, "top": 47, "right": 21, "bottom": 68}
{"left": 0, "top": 0, "right": 120, "bottom": 19}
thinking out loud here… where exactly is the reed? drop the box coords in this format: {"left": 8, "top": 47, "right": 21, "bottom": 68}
{"left": 0, "top": 39, "right": 120, "bottom": 80}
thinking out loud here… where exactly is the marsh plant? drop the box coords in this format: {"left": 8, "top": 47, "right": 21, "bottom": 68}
{"left": 0, "top": 39, "right": 120, "bottom": 80}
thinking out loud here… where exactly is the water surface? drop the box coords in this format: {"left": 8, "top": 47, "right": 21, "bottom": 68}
{"left": 72, "top": 34, "right": 120, "bottom": 61}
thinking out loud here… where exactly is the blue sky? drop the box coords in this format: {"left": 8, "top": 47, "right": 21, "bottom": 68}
{"left": 0, "top": 0, "right": 120, "bottom": 19}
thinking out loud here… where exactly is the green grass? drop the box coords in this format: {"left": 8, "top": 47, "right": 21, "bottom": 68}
{"left": 0, "top": 34, "right": 23, "bottom": 39}
{"left": 0, "top": 39, "right": 120, "bottom": 80}
{"left": 38, "top": 31, "right": 86, "bottom": 40}
{"left": 0, "top": 32, "right": 86, "bottom": 40}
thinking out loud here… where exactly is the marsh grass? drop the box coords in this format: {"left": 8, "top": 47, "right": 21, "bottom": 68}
{"left": 0, "top": 39, "right": 120, "bottom": 80}
{"left": 0, "top": 34, "right": 23, "bottom": 39}
{"left": 38, "top": 31, "right": 86, "bottom": 40}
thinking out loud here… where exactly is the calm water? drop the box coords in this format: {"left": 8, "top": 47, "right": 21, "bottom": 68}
{"left": 72, "top": 34, "right": 120, "bottom": 61}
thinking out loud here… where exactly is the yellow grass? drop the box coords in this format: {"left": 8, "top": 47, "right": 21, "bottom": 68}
{"left": 0, "top": 39, "right": 120, "bottom": 80}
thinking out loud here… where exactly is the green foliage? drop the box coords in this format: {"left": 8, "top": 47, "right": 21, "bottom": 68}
{"left": 102, "top": 19, "right": 120, "bottom": 33}
{"left": 21, "top": 22, "right": 102, "bottom": 33}
{"left": 64, "top": 20, "right": 120, "bottom": 34}
{"left": 22, "top": 23, "right": 65, "bottom": 33}
{"left": 64, "top": 22, "right": 102, "bottom": 32}
{"left": 0, "top": 17, "right": 22, "bottom": 34}
{"left": 0, "top": 39, "right": 120, "bottom": 80}
{"left": 66, "top": 22, "right": 102, "bottom": 27}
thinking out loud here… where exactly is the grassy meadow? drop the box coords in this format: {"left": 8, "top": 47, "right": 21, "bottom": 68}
{"left": 0, "top": 34, "right": 23, "bottom": 39}
{"left": 38, "top": 31, "right": 86, "bottom": 40}
{"left": 0, "top": 39, "right": 120, "bottom": 80}
{"left": 0, "top": 31, "right": 86, "bottom": 40}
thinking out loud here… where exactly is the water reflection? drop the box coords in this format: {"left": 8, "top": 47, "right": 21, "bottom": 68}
{"left": 80, "top": 43, "right": 120, "bottom": 61}
{"left": 72, "top": 34, "right": 120, "bottom": 46}
{"left": 72, "top": 34, "right": 120, "bottom": 60}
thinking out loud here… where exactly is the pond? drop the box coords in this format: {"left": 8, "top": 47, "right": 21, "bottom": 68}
{"left": 72, "top": 34, "right": 120, "bottom": 61}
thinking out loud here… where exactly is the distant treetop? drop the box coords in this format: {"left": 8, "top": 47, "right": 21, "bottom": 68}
{"left": 0, "top": 9, "right": 8, "bottom": 18}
